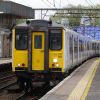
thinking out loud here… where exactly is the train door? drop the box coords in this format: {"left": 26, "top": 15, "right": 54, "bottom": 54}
{"left": 32, "top": 32, "right": 44, "bottom": 70}
{"left": 69, "top": 36, "right": 73, "bottom": 66}
{"left": 74, "top": 37, "right": 78, "bottom": 65}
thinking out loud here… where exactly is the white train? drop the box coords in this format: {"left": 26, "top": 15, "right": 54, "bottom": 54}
{"left": 12, "top": 20, "right": 100, "bottom": 90}
{"left": 63, "top": 28, "right": 100, "bottom": 71}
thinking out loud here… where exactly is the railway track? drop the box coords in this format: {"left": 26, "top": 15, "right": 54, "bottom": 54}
{"left": 0, "top": 60, "right": 85, "bottom": 100}
{"left": 0, "top": 71, "right": 17, "bottom": 92}
{"left": 0, "top": 67, "right": 65, "bottom": 99}
{"left": 0, "top": 80, "right": 53, "bottom": 100}
{"left": 0, "top": 69, "right": 79, "bottom": 99}
{"left": 0, "top": 64, "right": 80, "bottom": 100}
{"left": 16, "top": 92, "right": 38, "bottom": 100}
{"left": 0, "top": 64, "right": 53, "bottom": 100}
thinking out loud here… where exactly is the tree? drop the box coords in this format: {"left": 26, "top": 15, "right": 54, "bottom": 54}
{"left": 51, "top": 4, "right": 100, "bottom": 27}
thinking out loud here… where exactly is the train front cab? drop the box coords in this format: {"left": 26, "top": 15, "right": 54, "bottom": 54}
{"left": 48, "top": 28, "right": 64, "bottom": 80}
{"left": 12, "top": 26, "right": 64, "bottom": 81}
{"left": 12, "top": 27, "right": 28, "bottom": 72}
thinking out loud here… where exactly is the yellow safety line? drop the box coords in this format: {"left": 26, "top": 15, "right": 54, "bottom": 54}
{"left": 67, "top": 58, "right": 100, "bottom": 100}
{"left": 81, "top": 59, "right": 100, "bottom": 100}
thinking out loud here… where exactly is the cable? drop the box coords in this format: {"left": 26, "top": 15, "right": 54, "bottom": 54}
{"left": 46, "top": 0, "right": 57, "bottom": 8}
{"left": 85, "top": 0, "right": 94, "bottom": 8}
{"left": 42, "top": 0, "right": 59, "bottom": 20}
{"left": 42, "top": 10, "right": 48, "bottom": 19}
{"left": 88, "top": 0, "right": 96, "bottom": 8}
{"left": 41, "top": 0, "right": 53, "bottom": 19}
{"left": 54, "top": 0, "right": 62, "bottom": 8}
{"left": 42, "top": 0, "right": 51, "bottom": 7}
{"left": 53, "top": 0, "right": 55, "bottom": 7}
{"left": 47, "top": 0, "right": 54, "bottom": 7}
{"left": 86, "top": 0, "right": 97, "bottom": 24}
{"left": 85, "top": 0, "right": 98, "bottom": 40}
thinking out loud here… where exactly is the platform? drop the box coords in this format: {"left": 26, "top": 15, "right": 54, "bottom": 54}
{"left": 0, "top": 58, "right": 12, "bottom": 65}
{"left": 40, "top": 58, "right": 100, "bottom": 100}
{"left": 86, "top": 59, "right": 100, "bottom": 100}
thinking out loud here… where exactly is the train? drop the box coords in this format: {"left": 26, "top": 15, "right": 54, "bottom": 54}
{"left": 12, "top": 20, "right": 100, "bottom": 92}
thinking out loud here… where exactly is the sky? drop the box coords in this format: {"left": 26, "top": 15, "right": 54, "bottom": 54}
{"left": 8, "top": 0, "right": 100, "bottom": 19}
{"left": 9, "top": 0, "right": 100, "bottom": 8}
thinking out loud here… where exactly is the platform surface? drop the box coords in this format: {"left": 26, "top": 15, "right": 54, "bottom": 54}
{"left": 86, "top": 59, "right": 100, "bottom": 100}
{"left": 0, "top": 58, "right": 12, "bottom": 64}
{"left": 40, "top": 58, "right": 100, "bottom": 100}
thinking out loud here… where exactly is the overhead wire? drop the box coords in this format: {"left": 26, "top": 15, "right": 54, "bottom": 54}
{"left": 41, "top": 0, "right": 58, "bottom": 19}
{"left": 88, "top": 0, "right": 96, "bottom": 8}
{"left": 42, "top": 0, "right": 51, "bottom": 7}
{"left": 53, "top": 0, "right": 55, "bottom": 7}
{"left": 41, "top": 0, "right": 51, "bottom": 19}
{"left": 85, "top": 0, "right": 94, "bottom": 8}
{"left": 85, "top": 0, "right": 97, "bottom": 39}
{"left": 87, "top": 0, "right": 97, "bottom": 38}
{"left": 42, "top": 10, "right": 48, "bottom": 19}
{"left": 46, "top": 0, "right": 57, "bottom": 8}
{"left": 86, "top": 0, "right": 97, "bottom": 19}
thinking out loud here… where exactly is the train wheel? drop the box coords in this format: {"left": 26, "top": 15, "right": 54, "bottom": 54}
{"left": 17, "top": 77, "right": 34, "bottom": 96}
{"left": 24, "top": 79, "right": 34, "bottom": 96}
{"left": 17, "top": 77, "right": 25, "bottom": 91}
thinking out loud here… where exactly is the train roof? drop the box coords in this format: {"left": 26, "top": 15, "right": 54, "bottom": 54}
{"left": 15, "top": 20, "right": 100, "bottom": 42}
{"left": 64, "top": 28, "right": 94, "bottom": 41}
{"left": 16, "top": 20, "right": 64, "bottom": 28}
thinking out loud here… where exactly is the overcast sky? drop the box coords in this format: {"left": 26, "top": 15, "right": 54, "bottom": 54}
{"left": 8, "top": 0, "right": 100, "bottom": 19}
{"left": 9, "top": 0, "right": 100, "bottom": 8}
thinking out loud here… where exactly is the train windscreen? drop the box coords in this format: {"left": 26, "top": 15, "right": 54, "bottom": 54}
{"left": 15, "top": 28, "right": 28, "bottom": 50}
{"left": 49, "top": 29, "right": 62, "bottom": 50}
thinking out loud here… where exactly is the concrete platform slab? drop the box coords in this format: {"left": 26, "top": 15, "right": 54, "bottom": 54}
{"left": 40, "top": 58, "right": 100, "bottom": 100}
{"left": 86, "top": 60, "right": 100, "bottom": 100}
{"left": 0, "top": 58, "right": 12, "bottom": 64}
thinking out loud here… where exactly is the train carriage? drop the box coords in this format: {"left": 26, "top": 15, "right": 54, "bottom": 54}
{"left": 12, "top": 20, "right": 65, "bottom": 80}
{"left": 12, "top": 20, "right": 100, "bottom": 92}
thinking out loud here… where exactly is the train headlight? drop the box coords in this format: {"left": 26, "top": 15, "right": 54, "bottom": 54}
{"left": 53, "top": 58, "right": 58, "bottom": 63}
{"left": 18, "top": 64, "right": 21, "bottom": 67}
{"left": 56, "top": 64, "right": 59, "bottom": 67}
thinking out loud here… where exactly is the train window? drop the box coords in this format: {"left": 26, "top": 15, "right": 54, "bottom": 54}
{"left": 97, "top": 44, "right": 99, "bottom": 50}
{"left": 82, "top": 42, "right": 83, "bottom": 51}
{"left": 69, "top": 36, "right": 73, "bottom": 54}
{"left": 87, "top": 42, "right": 89, "bottom": 50}
{"left": 74, "top": 38, "right": 78, "bottom": 53}
{"left": 93, "top": 43, "right": 96, "bottom": 50}
{"left": 34, "top": 35, "right": 42, "bottom": 49}
{"left": 79, "top": 40, "right": 84, "bottom": 52}
{"left": 79, "top": 40, "right": 81, "bottom": 51}
{"left": 92, "top": 43, "right": 93, "bottom": 50}
{"left": 15, "top": 30, "right": 28, "bottom": 50}
{"left": 49, "top": 29, "right": 62, "bottom": 50}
